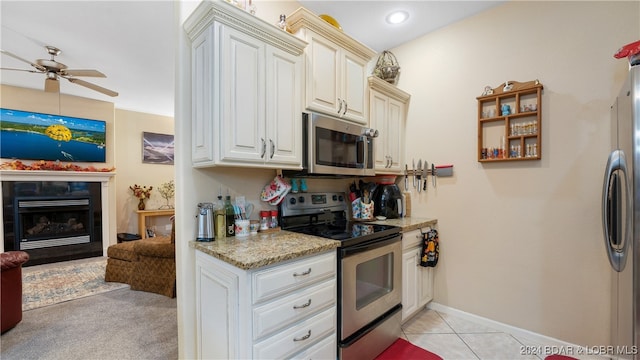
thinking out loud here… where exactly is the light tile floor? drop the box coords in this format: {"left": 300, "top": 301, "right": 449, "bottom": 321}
{"left": 401, "top": 308, "right": 602, "bottom": 360}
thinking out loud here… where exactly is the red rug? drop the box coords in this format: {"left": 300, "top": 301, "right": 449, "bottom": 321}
{"left": 375, "top": 338, "right": 443, "bottom": 360}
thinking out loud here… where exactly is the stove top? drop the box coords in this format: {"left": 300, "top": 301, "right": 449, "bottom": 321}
{"left": 279, "top": 192, "right": 400, "bottom": 247}
{"left": 287, "top": 221, "right": 399, "bottom": 247}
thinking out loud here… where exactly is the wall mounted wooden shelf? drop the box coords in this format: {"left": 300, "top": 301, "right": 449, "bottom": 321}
{"left": 477, "top": 80, "right": 543, "bottom": 162}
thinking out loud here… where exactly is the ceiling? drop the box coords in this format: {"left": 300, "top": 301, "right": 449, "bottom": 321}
{"left": 0, "top": 1, "right": 501, "bottom": 118}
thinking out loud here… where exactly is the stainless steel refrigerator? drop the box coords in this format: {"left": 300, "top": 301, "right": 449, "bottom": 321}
{"left": 603, "top": 63, "right": 640, "bottom": 359}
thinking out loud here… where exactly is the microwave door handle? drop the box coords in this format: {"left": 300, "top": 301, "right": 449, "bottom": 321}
{"left": 357, "top": 136, "right": 365, "bottom": 169}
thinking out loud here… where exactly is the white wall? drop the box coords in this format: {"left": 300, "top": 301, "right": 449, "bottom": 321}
{"left": 392, "top": 1, "right": 638, "bottom": 346}
{"left": 114, "top": 109, "right": 174, "bottom": 238}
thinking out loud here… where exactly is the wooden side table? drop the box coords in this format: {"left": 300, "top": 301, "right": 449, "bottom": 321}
{"left": 136, "top": 209, "right": 175, "bottom": 238}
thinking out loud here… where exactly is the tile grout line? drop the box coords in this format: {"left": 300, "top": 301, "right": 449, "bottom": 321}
{"left": 435, "top": 310, "right": 482, "bottom": 360}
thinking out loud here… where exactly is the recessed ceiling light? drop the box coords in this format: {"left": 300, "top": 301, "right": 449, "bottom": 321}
{"left": 386, "top": 11, "right": 409, "bottom": 25}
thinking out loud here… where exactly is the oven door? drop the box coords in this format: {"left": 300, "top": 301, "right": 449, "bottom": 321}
{"left": 306, "top": 113, "right": 375, "bottom": 176}
{"left": 340, "top": 234, "right": 402, "bottom": 341}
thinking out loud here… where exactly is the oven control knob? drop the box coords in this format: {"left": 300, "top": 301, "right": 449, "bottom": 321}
{"left": 298, "top": 196, "right": 305, "bottom": 203}
{"left": 332, "top": 195, "right": 337, "bottom": 201}
{"left": 289, "top": 197, "right": 296, "bottom": 205}
{"left": 338, "top": 195, "right": 344, "bottom": 202}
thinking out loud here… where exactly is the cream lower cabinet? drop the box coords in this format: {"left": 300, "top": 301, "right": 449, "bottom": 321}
{"left": 185, "top": 1, "right": 306, "bottom": 169}
{"left": 287, "top": 8, "right": 376, "bottom": 125}
{"left": 195, "top": 250, "right": 337, "bottom": 359}
{"left": 401, "top": 228, "right": 434, "bottom": 323}
{"left": 369, "top": 76, "right": 410, "bottom": 174}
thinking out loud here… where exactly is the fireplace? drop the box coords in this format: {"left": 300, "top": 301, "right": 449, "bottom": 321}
{"left": 2, "top": 180, "right": 104, "bottom": 266}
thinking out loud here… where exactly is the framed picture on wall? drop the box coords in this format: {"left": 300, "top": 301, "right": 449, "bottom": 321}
{"left": 142, "top": 132, "right": 174, "bottom": 165}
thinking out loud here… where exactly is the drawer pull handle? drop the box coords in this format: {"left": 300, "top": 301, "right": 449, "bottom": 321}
{"left": 293, "top": 330, "right": 311, "bottom": 342}
{"left": 293, "top": 268, "right": 311, "bottom": 277}
{"left": 293, "top": 299, "right": 312, "bottom": 309}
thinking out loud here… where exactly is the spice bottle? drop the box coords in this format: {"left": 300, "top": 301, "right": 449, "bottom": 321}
{"left": 270, "top": 210, "right": 278, "bottom": 228}
{"left": 260, "top": 210, "right": 270, "bottom": 230}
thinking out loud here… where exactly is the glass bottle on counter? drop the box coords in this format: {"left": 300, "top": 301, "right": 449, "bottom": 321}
{"left": 214, "top": 195, "right": 226, "bottom": 239}
{"left": 224, "top": 195, "right": 235, "bottom": 237}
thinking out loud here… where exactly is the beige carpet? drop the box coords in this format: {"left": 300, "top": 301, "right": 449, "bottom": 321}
{"left": 22, "top": 256, "right": 128, "bottom": 311}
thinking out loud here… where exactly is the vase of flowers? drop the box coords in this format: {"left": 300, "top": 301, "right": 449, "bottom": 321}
{"left": 158, "top": 180, "right": 175, "bottom": 209}
{"left": 130, "top": 184, "right": 153, "bottom": 210}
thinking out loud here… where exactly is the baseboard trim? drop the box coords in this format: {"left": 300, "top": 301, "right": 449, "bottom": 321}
{"left": 426, "top": 302, "right": 609, "bottom": 359}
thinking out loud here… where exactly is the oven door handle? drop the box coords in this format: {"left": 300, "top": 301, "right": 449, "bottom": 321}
{"left": 340, "top": 234, "right": 400, "bottom": 257}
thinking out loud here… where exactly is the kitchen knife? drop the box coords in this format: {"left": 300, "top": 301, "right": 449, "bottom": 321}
{"left": 432, "top": 163, "right": 436, "bottom": 188}
{"left": 412, "top": 159, "right": 416, "bottom": 188}
{"left": 404, "top": 164, "right": 408, "bottom": 190}
{"left": 416, "top": 159, "right": 422, "bottom": 193}
{"left": 423, "top": 161, "right": 428, "bottom": 191}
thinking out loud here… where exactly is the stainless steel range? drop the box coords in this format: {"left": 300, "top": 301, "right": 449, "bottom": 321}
{"left": 280, "top": 192, "right": 402, "bottom": 359}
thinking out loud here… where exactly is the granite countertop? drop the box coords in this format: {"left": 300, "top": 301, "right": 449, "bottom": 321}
{"left": 366, "top": 216, "right": 438, "bottom": 232}
{"left": 191, "top": 217, "right": 436, "bottom": 270}
{"left": 190, "top": 230, "right": 340, "bottom": 270}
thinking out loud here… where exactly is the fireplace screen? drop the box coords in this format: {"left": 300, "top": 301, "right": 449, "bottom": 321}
{"left": 17, "top": 197, "right": 93, "bottom": 250}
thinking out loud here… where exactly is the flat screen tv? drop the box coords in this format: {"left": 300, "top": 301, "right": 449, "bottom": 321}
{"left": 0, "top": 108, "right": 106, "bottom": 163}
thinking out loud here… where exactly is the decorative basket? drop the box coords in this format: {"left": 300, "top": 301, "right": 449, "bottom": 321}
{"left": 373, "top": 50, "right": 400, "bottom": 85}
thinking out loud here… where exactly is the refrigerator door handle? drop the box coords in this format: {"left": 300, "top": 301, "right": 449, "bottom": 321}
{"left": 602, "top": 149, "right": 631, "bottom": 272}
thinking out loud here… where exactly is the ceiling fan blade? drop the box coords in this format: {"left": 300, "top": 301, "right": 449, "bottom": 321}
{"left": 44, "top": 78, "right": 59, "bottom": 93}
{"left": 1, "top": 49, "right": 46, "bottom": 72}
{"left": 0, "top": 67, "right": 41, "bottom": 73}
{"left": 62, "top": 69, "right": 106, "bottom": 78}
{"left": 65, "top": 77, "right": 118, "bottom": 97}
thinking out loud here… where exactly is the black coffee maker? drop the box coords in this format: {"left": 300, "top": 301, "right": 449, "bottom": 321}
{"left": 372, "top": 177, "right": 403, "bottom": 219}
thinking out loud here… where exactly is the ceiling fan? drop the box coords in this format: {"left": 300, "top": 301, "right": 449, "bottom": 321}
{"left": 0, "top": 45, "right": 118, "bottom": 97}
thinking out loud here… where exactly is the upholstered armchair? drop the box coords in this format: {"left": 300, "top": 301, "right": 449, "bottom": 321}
{"left": 1, "top": 251, "right": 30, "bottom": 333}
{"left": 130, "top": 223, "right": 176, "bottom": 297}
{"left": 105, "top": 216, "right": 176, "bottom": 298}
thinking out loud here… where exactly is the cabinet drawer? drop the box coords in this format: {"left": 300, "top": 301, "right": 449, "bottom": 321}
{"left": 253, "top": 307, "right": 336, "bottom": 360}
{"left": 253, "top": 279, "right": 336, "bottom": 340}
{"left": 252, "top": 251, "right": 336, "bottom": 304}
{"left": 290, "top": 333, "right": 336, "bottom": 360}
{"left": 402, "top": 229, "right": 424, "bottom": 249}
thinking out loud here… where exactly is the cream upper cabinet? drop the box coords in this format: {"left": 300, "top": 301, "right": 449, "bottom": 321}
{"left": 288, "top": 8, "right": 376, "bottom": 125}
{"left": 368, "top": 76, "right": 410, "bottom": 174}
{"left": 185, "top": 1, "right": 306, "bottom": 169}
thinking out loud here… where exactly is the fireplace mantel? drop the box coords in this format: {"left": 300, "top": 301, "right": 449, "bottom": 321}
{"left": 0, "top": 170, "right": 115, "bottom": 182}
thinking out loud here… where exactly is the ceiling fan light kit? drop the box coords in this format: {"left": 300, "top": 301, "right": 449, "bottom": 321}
{"left": 0, "top": 45, "right": 118, "bottom": 97}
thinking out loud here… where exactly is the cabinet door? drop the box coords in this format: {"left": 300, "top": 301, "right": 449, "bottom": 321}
{"left": 401, "top": 247, "right": 419, "bottom": 322}
{"left": 341, "top": 50, "right": 368, "bottom": 124}
{"left": 418, "top": 266, "right": 434, "bottom": 307}
{"left": 196, "top": 251, "right": 240, "bottom": 359}
{"left": 191, "top": 27, "right": 215, "bottom": 166}
{"left": 265, "top": 45, "right": 302, "bottom": 168}
{"left": 386, "top": 97, "right": 404, "bottom": 173}
{"left": 305, "top": 31, "right": 340, "bottom": 116}
{"left": 219, "top": 25, "right": 266, "bottom": 163}
{"left": 370, "top": 90, "right": 389, "bottom": 171}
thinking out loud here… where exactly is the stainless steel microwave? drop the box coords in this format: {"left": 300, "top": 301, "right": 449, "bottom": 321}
{"left": 303, "top": 112, "right": 378, "bottom": 176}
